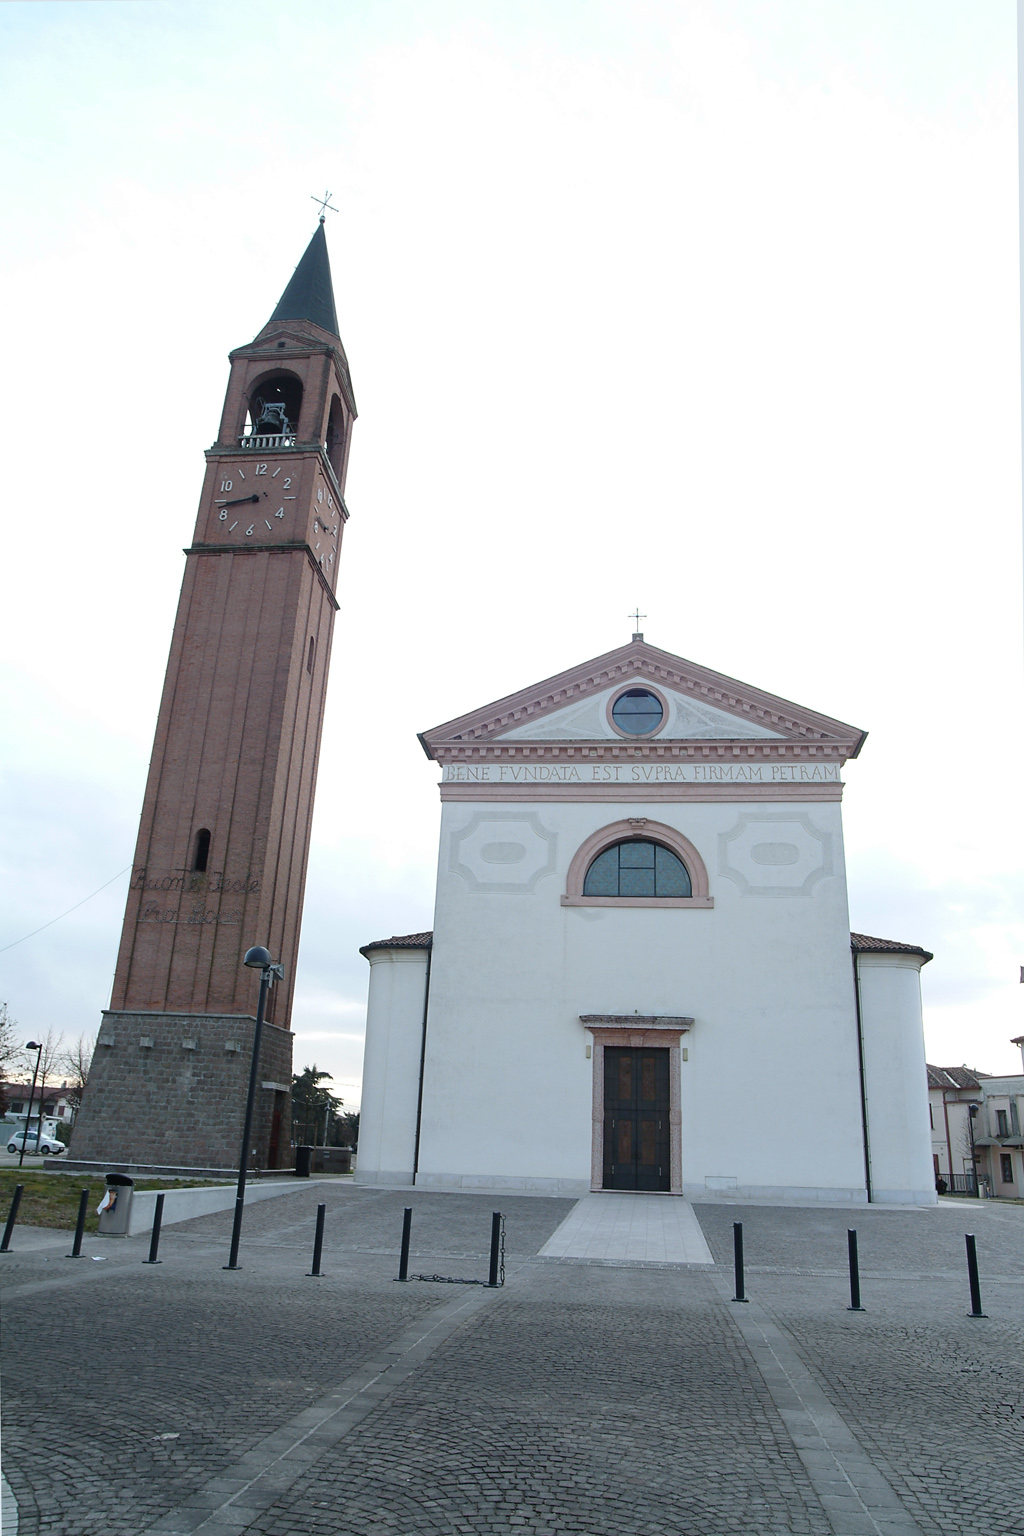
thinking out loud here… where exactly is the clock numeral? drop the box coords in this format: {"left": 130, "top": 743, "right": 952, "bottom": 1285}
{"left": 218, "top": 510, "right": 228, "bottom": 521}
{"left": 246, "top": 524, "right": 255, "bottom": 536}
{"left": 220, "top": 479, "right": 233, "bottom": 492}
{"left": 275, "top": 508, "right": 285, "bottom": 519}
{"left": 317, "top": 488, "right": 323, "bottom": 503}
{"left": 255, "top": 463, "right": 267, "bottom": 475}
{"left": 283, "top": 477, "right": 292, "bottom": 489}
{"left": 327, "top": 494, "right": 334, "bottom": 509}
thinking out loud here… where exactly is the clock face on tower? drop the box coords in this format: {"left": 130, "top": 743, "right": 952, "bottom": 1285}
{"left": 309, "top": 471, "right": 340, "bottom": 575}
{"left": 201, "top": 458, "right": 343, "bottom": 589}
{"left": 209, "top": 461, "right": 299, "bottom": 540}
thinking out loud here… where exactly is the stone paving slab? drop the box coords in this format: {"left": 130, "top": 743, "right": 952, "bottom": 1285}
{"left": 539, "top": 1190, "right": 715, "bottom": 1265}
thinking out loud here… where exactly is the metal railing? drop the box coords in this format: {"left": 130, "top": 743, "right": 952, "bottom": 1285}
{"left": 946, "top": 1172, "right": 979, "bottom": 1197}
{"left": 238, "top": 432, "right": 297, "bottom": 449}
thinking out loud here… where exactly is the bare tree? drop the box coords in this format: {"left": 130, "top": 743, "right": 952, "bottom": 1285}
{"left": 0, "top": 1002, "right": 20, "bottom": 1103}
{"left": 61, "top": 1032, "right": 95, "bottom": 1121}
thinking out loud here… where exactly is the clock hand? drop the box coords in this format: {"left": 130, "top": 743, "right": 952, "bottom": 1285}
{"left": 214, "top": 494, "right": 260, "bottom": 508}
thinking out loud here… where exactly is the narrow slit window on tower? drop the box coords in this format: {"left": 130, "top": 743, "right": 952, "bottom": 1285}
{"left": 193, "top": 828, "right": 211, "bottom": 872}
{"left": 306, "top": 636, "right": 316, "bottom": 674}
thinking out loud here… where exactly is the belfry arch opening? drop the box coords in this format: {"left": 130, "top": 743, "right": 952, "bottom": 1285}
{"left": 243, "top": 373, "right": 303, "bottom": 443}
{"left": 192, "top": 828, "right": 211, "bottom": 873}
{"left": 325, "top": 395, "right": 346, "bottom": 481}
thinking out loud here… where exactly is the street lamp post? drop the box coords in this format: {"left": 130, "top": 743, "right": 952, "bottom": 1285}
{"left": 224, "top": 947, "right": 284, "bottom": 1270}
{"left": 18, "top": 1043, "right": 42, "bottom": 1169}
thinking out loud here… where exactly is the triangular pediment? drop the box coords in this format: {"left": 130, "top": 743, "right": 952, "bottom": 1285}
{"left": 419, "top": 641, "right": 866, "bottom": 760}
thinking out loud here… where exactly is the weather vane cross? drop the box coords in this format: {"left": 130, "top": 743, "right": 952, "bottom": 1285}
{"left": 629, "top": 608, "right": 647, "bottom": 636}
{"left": 311, "top": 189, "right": 339, "bottom": 224}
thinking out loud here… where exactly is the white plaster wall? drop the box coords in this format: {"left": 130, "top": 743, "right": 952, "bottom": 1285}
{"left": 857, "top": 954, "right": 936, "bottom": 1205}
{"left": 415, "top": 797, "right": 870, "bottom": 1200}
{"left": 354, "top": 947, "right": 429, "bottom": 1185}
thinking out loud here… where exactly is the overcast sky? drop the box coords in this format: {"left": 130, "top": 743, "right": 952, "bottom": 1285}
{"left": 0, "top": 1, "right": 1021, "bottom": 1106}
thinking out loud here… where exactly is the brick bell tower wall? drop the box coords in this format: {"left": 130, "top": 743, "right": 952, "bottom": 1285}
{"left": 70, "top": 224, "right": 356, "bottom": 1170}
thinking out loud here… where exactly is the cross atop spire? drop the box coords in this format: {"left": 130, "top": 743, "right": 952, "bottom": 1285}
{"left": 310, "top": 189, "right": 338, "bottom": 224}
{"left": 629, "top": 608, "right": 646, "bottom": 642}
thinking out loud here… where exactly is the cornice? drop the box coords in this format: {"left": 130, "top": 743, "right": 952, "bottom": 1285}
{"left": 433, "top": 739, "right": 847, "bottom": 762}
{"left": 184, "top": 541, "right": 340, "bottom": 611}
{"left": 420, "top": 641, "right": 866, "bottom": 761}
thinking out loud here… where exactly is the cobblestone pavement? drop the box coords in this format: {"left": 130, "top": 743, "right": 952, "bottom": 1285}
{"left": 3, "top": 1189, "right": 1023, "bottom": 1535}
{"left": 697, "top": 1200, "right": 1024, "bottom": 1536}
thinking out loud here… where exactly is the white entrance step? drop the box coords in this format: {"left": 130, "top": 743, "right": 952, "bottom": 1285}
{"left": 539, "top": 1190, "right": 714, "bottom": 1265}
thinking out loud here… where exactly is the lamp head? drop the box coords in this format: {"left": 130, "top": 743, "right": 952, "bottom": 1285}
{"left": 26, "top": 1041, "right": 41, "bottom": 1051}
{"left": 969, "top": 1102, "right": 980, "bottom": 1116}
{"left": 243, "top": 946, "right": 274, "bottom": 970}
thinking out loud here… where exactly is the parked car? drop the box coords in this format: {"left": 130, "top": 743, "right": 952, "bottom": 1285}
{"left": 6, "top": 1131, "right": 66, "bottom": 1156}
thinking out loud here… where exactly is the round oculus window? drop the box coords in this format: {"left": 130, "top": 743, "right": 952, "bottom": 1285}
{"left": 611, "top": 688, "right": 664, "bottom": 735}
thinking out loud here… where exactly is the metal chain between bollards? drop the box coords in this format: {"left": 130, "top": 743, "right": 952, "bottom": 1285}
{"left": 397, "top": 1206, "right": 506, "bottom": 1287}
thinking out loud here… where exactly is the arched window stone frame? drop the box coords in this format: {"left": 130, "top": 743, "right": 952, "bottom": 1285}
{"left": 561, "top": 819, "right": 713, "bottom": 908}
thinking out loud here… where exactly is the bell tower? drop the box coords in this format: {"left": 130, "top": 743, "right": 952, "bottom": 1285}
{"left": 70, "top": 221, "right": 356, "bottom": 1172}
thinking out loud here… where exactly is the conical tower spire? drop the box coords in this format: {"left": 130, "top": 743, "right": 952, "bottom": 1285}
{"left": 269, "top": 222, "right": 339, "bottom": 338}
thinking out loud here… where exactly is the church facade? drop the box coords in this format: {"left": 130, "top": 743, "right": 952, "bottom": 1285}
{"left": 356, "top": 638, "right": 935, "bottom": 1205}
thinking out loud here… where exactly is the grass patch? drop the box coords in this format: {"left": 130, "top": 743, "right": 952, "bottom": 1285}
{"left": 0, "top": 1170, "right": 227, "bottom": 1233}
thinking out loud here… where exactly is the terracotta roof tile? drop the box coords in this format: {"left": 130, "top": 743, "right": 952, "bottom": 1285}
{"left": 851, "top": 932, "right": 933, "bottom": 962}
{"left": 926, "top": 1064, "right": 990, "bottom": 1089}
{"left": 359, "top": 931, "right": 433, "bottom": 958}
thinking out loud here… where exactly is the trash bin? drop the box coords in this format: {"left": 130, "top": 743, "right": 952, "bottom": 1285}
{"left": 295, "top": 1146, "right": 313, "bottom": 1178}
{"left": 97, "top": 1173, "right": 135, "bottom": 1236}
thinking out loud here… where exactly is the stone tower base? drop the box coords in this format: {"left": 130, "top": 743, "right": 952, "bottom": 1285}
{"left": 70, "top": 1011, "right": 293, "bottom": 1171}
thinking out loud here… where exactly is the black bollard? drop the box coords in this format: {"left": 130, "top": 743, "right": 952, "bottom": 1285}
{"left": 68, "top": 1188, "right": 90, "bottom": 1259}
{"left": 397, "top": 1206, "right": 412, "bottom": 1281}
{"left": 965, "top": 1233, "right": 986, "bottom": 1317}
{"left": 732, "top": 1221, "right": 748, "bottom": 1302}
{"left": 487, "top": 1211, "right": 502, "bottom": 1287}
{"left": 144, "top": 1193, "right": 165, "bottom": 1265}
{"left": 847, "top": 1229, "right": 864, "bottom": 1311}
{"left": 0, "top": 1184, "right": 23, "bottom": 1252}
{"left": 308, "top": 1202, "right": 326, "bottom": 1277}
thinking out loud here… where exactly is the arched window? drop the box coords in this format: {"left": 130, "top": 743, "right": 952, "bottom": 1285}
{"left": 325, "top": 395, "right": 347, "bottom": 480}
{"left": 192, "top": 828, "right": 211, "bottom": 873}
{"left": 583, "top": 839, "right": 691, "bottom": 898}
{"left": 562, "top": 820, "right": 713, "bottom": 909}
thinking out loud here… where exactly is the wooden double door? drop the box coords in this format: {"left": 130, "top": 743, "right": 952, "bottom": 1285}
{"left": 603, "top": 1046, "right": 671, "bottom": 1192}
